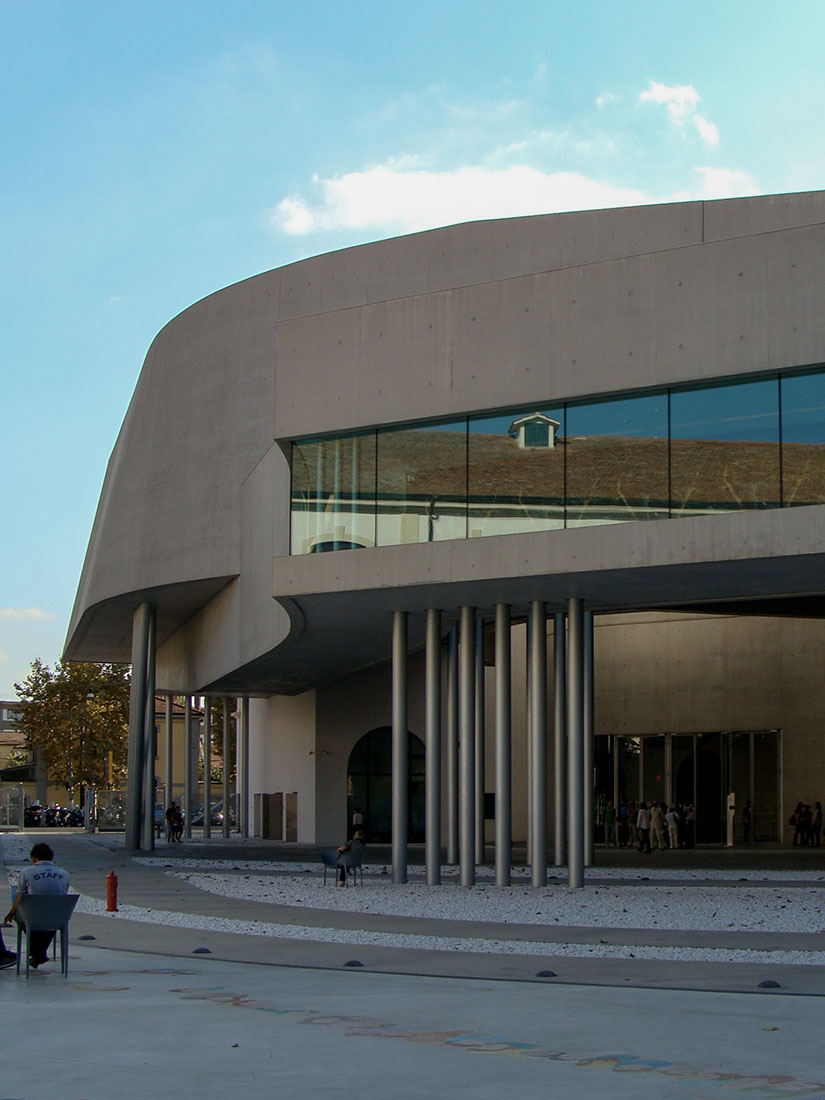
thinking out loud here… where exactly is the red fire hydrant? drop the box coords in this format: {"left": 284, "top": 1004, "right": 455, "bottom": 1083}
{"left": 106, "top": 870, "right": 118, "bottom": 912}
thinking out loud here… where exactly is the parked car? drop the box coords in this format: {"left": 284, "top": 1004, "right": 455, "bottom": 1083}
{"left": 191, "top": 801, "right": 235, "bottom": 827}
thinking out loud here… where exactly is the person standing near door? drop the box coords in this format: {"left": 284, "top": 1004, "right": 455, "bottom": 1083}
{"left": 636, "top": 802, "right": 651, "bottom": 853}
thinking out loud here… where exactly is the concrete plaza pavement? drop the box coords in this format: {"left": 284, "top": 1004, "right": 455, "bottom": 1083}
{"left": 2, "top": 832, "right": 825, "bottom": 1099}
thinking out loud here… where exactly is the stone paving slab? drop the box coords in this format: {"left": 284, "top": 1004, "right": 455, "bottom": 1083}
{"left": 3, "top": 944, "right": 825, "bottom": 1100}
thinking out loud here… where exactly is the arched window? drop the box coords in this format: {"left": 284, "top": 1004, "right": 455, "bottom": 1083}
{"left": 346, "top": 726, "right": 425, "bottom": 843}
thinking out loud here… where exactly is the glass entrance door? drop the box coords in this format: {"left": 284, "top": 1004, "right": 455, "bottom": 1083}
{"left": 594, "top": 730, "right": 780, "bottom": 844}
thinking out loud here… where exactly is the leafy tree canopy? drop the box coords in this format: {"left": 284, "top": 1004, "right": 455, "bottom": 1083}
{"left": 14, "top": 659, "right": 130, "bottom": 797}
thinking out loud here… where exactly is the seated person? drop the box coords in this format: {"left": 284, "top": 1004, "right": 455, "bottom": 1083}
{"left": 0, "top": 924, "right": 16, "bottom": 969}
{"left": 336, "top": 830, "right": 365, "bottom": 885}
{"left": 4, "top": 842, "right": 69, "bottom": 969}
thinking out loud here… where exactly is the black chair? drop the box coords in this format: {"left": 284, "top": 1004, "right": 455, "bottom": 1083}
{"left": 338, "top": 849, "right": 364, "bottom": 886}
{"left": 320, "top": 849, "right": 340, "bottom": 885}
{"left": 15, "top": 894, "right": 79, "bottom": 978}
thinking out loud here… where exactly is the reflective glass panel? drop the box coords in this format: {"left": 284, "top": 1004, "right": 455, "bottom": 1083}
{"left": 781, "top": 370, "right": 825, "bottom": 506}
{"left": 671, "top": 734, "right": 695, "bottom": 808}
{"left": 376, "top": 420, "right": 467, "bottom": 546}
{"left": 670, "top": 379, "right": 780, "bottom": 515}
{"left": 291, "top": 433, "right": 376, "bottom": 554}
{"left": 752, "top": 730, "right": 780, "bottom": 841}
{"left": 566, "top": 393, "right": 669, "bottom": 527}
{"left": 618, "top": 737, "right": 640, "bottom": 804}
{"left": 641, "top": 736, "right": 666, "bottom": 807}
{"left": 467, "top": 407, "right": 564, "bottom": 537}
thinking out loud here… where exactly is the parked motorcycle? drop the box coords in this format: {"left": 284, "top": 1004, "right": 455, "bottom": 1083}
{"left": 23, "top": 802, "right": 42, "bottom": 827}
{"left": 44, "top": 803, "right": 62, "bottom": 827}
{"left": 63, "top": 806, "right": 84, "bottom": 827}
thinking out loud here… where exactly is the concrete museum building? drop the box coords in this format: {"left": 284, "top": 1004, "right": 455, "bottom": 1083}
{"left": 65, "top": 189, "right": 825, "bottom": 885}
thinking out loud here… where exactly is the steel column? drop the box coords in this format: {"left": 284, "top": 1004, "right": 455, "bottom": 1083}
{"left": 446, "top": 623, "right": 459, "bottom": 865}
{"left": 184, "top": 695, "right": 193, "bottom": 838}
{"left": 315, "top": 446, "right": 324, "bottom": 546}
{"left": 241, "top": 697, "right": 250, "bottom": 837}
{"left": 203, "top": 698, "right": 211, "bottom": 839}
{"left": 222, "top": 697, "right": 231, "bottom": 838}
{"left": 553, "top": 612, "right": 567, "bottom": 867}
{"left": 425, "top": 608, "right": 442, "bottom": 885}
{"left": 567, "top": 598, "right": 585, "bottom": 888}
{"left": 164, "top": 694, "right": 173, "bottom": 812}
{"left": 525, "top": 612, "right": 533, "bottom": 866}
{"left": 529, "top": 601, "right": 547, "bottom": 887}
{"left": 126, "top": 602, "right": 152, "bottom": 851}
{"left": 583, "top": 609, "right": 594, "bottom": 867}
{"left": 392, "top": 610, "right": 409, "bottom": 884}
{"left": 494, "top": 603, "right": 512, "bottom": 887}
{"left": 474, "top": 616, "right": 486, "bottom": 866}
{"left": 140, "top": 609, "right": 157, "bottom": 851}
{"left": 459, "top": 606, "right": 476, "bottom": 886}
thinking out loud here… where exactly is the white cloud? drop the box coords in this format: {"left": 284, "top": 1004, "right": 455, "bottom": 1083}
{"left": 0, "top": 608, "right": 58, "bottom": 622}
{"left": 693, "top": 165, "right": 758, "bottom": 198}
{"left": 639, "top": 81, "right": 719, "bottom": 146}
{"left": 693, "top": 113, "right": 720, "bottom": 148}
{"left": 595, "top": 92, "right": 617, "bottom": 108}
{"left": 640, "top": 80, "right": 699, "bottom": 122}
{"left": 270, "top": 165, "right": 653, "bottom": 236}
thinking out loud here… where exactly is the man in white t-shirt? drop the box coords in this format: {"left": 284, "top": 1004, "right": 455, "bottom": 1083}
{"left": 664, "top": 807, "right": 681, "bottom": 849}
{"left": 4, "top": 842, "right": 70, "bottom": 969}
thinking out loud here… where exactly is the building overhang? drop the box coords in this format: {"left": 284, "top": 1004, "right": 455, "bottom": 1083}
{"left": 265, "top": 505, "right": 825, "bottom": 692}
{"left": 63, "top": 576, "right": 238, "bottom": 664}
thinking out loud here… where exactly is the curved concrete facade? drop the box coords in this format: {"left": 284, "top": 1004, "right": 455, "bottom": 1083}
{"left": 66, "top": 191, "right": 825, "bottom": 853}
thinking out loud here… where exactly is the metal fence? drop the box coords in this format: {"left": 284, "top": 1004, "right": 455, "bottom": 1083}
{"left": 0, "top": 786, "right": 24, "bottom": 828}
{"left": 91, "top": 786, "right": 239, "bottom": 834}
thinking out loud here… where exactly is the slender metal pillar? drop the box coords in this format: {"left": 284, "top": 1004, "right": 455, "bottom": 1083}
{"left": 529, "top": 601, "right": 547, "bottom": 887}
{"left": 425, "top": 608, "right": 442, "bottom": 885}
{"left": 126, "top": 603, "right": 152, "bottom": 850}
{"left": 141, "top": 610, "right": 157, "bottom": 851}
{"left": 241, "top": 697, "right": 250, "bottom": 837}
{"left": 494, "top": 604, "right": 512, "bottom": 886}
{"left": 554, "top": 613, "right": 567, "bottom": 867}
{"left": 446, "top": 623, "right": 459, "bottom": 865}
{"left": 222, "top": 697, "right": 231, "bottom": 838}
{"left": 459, "top": 606, "right": 476, "bottom": 886}
{"left": 567, "top": 598, "right": 585, "bottom": 888}
{"left": 474, "top": 617, "right": 486, "bottom": 866}
{"left": 184, "top": 695, "right": 193, "bottom": 838}
{"left": 392, "top": 611, "right": 409, "bottom": 883}
{"left": 315, "top": 446, "right": 324, "bottom": 546}
{"left": 234, "top": 700, "right": 242, "bottom": 835}
{"left": 583, "top": 610, "right": 594, "bottom": 867}
{"left": 525, "top": 612, "right": 533, "bottom": 866}
{"left": 163, "top": 694, "right": 173, "bottom": 812}
{"left": 203, "top": 698, "right": 211, "bottom": 840}
{"left": 333, "top": 439, "right": 341, "bottom": 531}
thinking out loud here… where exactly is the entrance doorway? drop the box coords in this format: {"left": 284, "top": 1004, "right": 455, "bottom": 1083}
{"left": 346, "top": 727, "right": 425, "bottom": 843}
{"left": 595, "top": 730, "right": 781, "bottom": 843}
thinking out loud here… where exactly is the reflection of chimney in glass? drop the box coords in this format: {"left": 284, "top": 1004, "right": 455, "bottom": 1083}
{"left": 508, "top": 412, "right": 561, "bottom": 450}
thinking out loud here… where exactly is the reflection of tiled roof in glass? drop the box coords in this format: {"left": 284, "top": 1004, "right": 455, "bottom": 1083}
{"left": 290, "top": 367, "right": 825, "bottom": 552}
{"left": 294, "top": 434, "right": 825, "bottom": 507}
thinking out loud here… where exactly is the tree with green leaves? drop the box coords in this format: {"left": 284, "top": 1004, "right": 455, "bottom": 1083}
{"left": 14, "top": 659, "right": 130, "bottom": 800}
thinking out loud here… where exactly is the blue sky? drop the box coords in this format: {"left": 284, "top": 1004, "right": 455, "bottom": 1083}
{"left": 2, "top": 0, "right": 825, "bottom": 697}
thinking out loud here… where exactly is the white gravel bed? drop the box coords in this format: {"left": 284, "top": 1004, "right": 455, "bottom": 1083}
{"left": 175, "top": 870, "right": 825, "bottom": 934}
{"left": 134, "top": 855, "right": 825, "bottom": 882}
{"left": 73, "top": 894, "right": 825, "bottom": 967}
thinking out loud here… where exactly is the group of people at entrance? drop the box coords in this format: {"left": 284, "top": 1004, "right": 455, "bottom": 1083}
{"left": 603, "top": 799, "right": 696, "bottom": 851}
{"left": 790, "top": 801, "right": 822, "bottom": 847}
